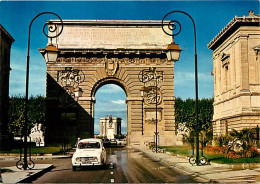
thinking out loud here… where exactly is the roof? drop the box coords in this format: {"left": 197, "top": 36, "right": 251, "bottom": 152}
{"left": 208, "top": 13, "right": 260, "bottom": 50}
{"left": 47, "top": 19, "right": 169, "bottom": 27}
{"left": 79, "top": 138, "right": 102, "bottom": 143}
{"left": 0, "top": 24, "right": 15, "bottom": 43}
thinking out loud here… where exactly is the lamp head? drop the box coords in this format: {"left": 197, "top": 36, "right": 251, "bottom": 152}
{"left": 166, "top": 41, "right": 182, "bottom": 61}
{"left": 44, "top": 44, "right": 59, "bottom": 63}
{"left": 74, "top": 87, "right": 83, "bottom": 98}
{"left": 140, "top": 86, "right": 149, "bottom": 97}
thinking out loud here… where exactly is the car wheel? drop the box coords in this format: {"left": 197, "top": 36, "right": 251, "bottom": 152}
{"left": 72, "top": 166, "right": 76, "bottom": 171}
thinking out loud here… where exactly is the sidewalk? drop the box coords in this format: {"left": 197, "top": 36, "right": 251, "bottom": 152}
{"left": 0, "top": 154, "right": 72, "bottom": 183}
{"left": 1, "top": 164, "right": 53, "bottom": 183}
{"left": 135, "top": 146, "right": 260, "bottom": 183}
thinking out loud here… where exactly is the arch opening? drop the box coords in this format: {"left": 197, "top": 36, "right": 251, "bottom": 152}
{"left": 94, "top": 83, "right": 127, "bottom": 140}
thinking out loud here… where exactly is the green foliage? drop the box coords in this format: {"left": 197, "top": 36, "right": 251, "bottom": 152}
{"left": 8, "top": 96, "right": 46, "bottom": 136}
{"left": 175, "top": 97, "right": 213, "bottom": 132}
{"left": 175, "top": 97, "right": 214, "bottom": 146}
{"left": 212, "top": 128, "right": 259, "bottom": 158}
{"left": 162, "top": 145, "right": 260, "bottom": 164}
{"left": 182, "top": 129, "right": 195, "bottom": 145}
{"left": 161, "top": 145, "right": 193, "bottom": 156}
{"left": 201, "top": 129, "right": 213, "bottom": 147}
{"left": 213, "top": 134, "right": 232, "bottom": 147}
{"left": 229, "top": 128, "right": 256, "bottom": 157}
{"left": 0, "top": 146, "right": 62, "bottom": 154}
{"left": 8, "top": 96, "right": 25, "bottom": 136}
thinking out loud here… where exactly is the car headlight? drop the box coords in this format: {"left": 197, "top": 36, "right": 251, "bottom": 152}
{"left": 76, "top": 157, "right": 80, "bottom": 162}
{"left": 89, "top": 157, "right": 98, "bottom": 161}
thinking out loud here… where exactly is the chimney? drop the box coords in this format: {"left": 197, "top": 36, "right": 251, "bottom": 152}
{"left": 249, "top": 10, "right": 254, "bottom": 16}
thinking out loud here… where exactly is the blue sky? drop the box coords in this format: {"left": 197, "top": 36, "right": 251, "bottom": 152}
{"left": 0, "top": 0, "right": 258, "bottom": 134}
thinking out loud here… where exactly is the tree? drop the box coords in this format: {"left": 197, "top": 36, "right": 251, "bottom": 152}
{"left": 8, "top": 96, "right": 25, "bottom": 136}
{"left": 175, "top": 98, "right": 213, "bottom": 131}
{"left": 175, "top": 98, "right": 214, "bottom": 145}
{"left": 8, "top": 96, "right": 46, "bottom": 136}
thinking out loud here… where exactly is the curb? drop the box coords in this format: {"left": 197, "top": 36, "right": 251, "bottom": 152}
{"left": 1, "top": 164, "right": 54, "bottom": 183}
{"left": 18, "top": 164, "right": 54, "bottom": 183}
{"left": 0, "top": 155, "right": 72, "bottom": 161}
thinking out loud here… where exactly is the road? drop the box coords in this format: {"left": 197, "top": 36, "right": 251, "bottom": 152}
{"left": 1, "top": 148, "right": 197, "bottom": 183}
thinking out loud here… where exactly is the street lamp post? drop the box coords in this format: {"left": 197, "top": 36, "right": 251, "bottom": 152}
{"left": 140, "top": 90, "right": 144, "bottom": 135}
{"left": 162, "top": 10, "right": 202, "bottom": 166}
{"left": 23, "top": 12, "right": 63, "bottom": 170}
{"left": 139, "top": 67, "right": 161, "bottom": 153}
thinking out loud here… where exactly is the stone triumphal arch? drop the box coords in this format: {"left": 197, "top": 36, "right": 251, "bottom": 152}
{"left": 41, "top": 20, "right": 177, "bottom": 146}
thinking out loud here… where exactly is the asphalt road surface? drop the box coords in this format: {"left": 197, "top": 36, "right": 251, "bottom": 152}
{"left": 1, "top": 148, "right": 197, "bottom": 183}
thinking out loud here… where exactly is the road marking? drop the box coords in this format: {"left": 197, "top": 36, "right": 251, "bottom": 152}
{"left": 111, "top": 179, "right": 114, "bottom": 183}
{"left": 110, "top": 172, "right": 113, "bottom": 175}
{"left": 110, "top": 163, "right": 113, "bottom": 169}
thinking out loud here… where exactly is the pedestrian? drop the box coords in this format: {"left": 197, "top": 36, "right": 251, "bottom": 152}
{"left": 75, "top": 137, "right": 80, "bottom": 147}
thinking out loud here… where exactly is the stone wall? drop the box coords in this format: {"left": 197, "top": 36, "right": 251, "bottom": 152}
{"left": 42, "top": 20, "right": 177, "bottom": 146}
{"left": 0, "top": 25, "right": 14, "bottom": 150}
{"left": 208, "top": 13, "right": 260, "bottom": 136}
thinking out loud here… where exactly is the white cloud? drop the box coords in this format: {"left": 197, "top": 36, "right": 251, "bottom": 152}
{"left": 112, "top": 100, "right": 125, "bottom": 104}
{"left": 121, "top": 120, "right": 127, "bottom": 126}
{"left": 174, "top": 71, "right": 214, "bottom": 99}
{"left": 175, "top": 71, "right": 213, "bottom": 85}
{"left": 9, "top": 47, "right": 47, "bottom": 96}
{"left": 98, "top": 84, "right": 125, "bottom": 94}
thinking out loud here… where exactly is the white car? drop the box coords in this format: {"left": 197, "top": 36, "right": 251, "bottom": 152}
{"left": 117, "top": 139, "right": 127, "bottom": 146}
{"left": 72, "top": 138, "right": 106, "bottom": 171}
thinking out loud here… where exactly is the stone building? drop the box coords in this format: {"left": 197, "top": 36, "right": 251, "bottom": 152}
{"left": 208, "top": 11, "right": 260, "bottom": 136}
{"left": 40, "top": 20, "right": 177, "bottom": 146}
{"left": 0, "top": 25, "right": 14, "bottom": 149}
{"left": 99, "top": 116, "right": 121, "bottom": 140}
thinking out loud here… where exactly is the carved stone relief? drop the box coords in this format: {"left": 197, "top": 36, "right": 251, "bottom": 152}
{"left": 57, "top": 57, "right": 168, "bottom": 64}
{"left": 104, "top": 56, "right": 119, "bottom": 76}
{"left": 58, "top": 67, "right": 85, "bottom": 88}
{"left": 57, "top": 67, "right": 85, "bottom": 105}
{"left": 145, "top": 110, "right": 162, "bottom": 123}
{"left": 144, "top": 87, "right": 162, "bottom": 105}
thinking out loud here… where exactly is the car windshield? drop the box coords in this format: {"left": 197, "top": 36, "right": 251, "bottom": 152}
{"left": 78, "top": 141, "right": 100, "bottom": 149}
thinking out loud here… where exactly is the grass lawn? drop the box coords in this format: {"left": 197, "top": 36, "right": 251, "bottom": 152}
{"left": 161, "top": 145, "right": 260, "bottom": 164}
{"left": 0, "top": 146, "right": 69, "bottom": 155}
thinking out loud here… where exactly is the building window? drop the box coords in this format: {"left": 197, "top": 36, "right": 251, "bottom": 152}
{"left": 254, "top": 46, "right": 260, "bottom": 83}
{"left": 225, "top": 65, "right": 229, "bottom": 91}
{"left": 221, "top": 53, "right": 230, "bottom": 92}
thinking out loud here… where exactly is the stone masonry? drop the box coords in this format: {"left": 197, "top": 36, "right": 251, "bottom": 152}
{"left": 40, "top": 20, "right": 177, "bottom": 146}
{"left": 0, "top": 25, "right": 14, "bottom": 150}
{"left": 208, "top": 11, "right": 260, "bottom": 136}
{"left": 99, "top": 116, "right": 121, "bottom": 140}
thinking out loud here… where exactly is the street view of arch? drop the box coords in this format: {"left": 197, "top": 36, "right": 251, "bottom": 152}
{"left": 0, "top": 1, "right": 259, "bottom": 183}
